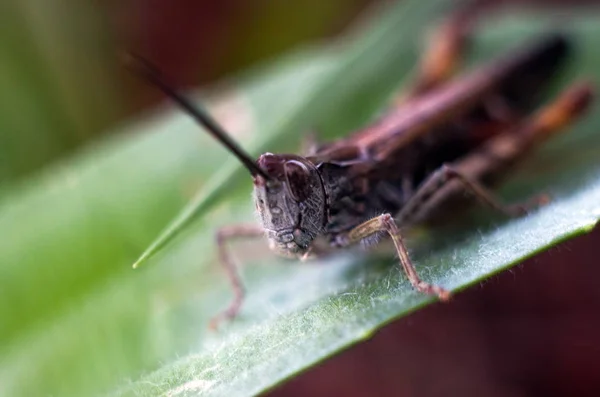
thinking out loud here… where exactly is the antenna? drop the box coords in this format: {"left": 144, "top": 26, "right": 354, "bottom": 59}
{"left": 124, "top": 52, "right": 271, "bottom": 180}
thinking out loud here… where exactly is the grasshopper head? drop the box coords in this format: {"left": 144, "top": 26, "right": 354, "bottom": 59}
{"left": 124, "top": 54, "right": 327, "bottom": 257}
{"left": 254, "top": 153, "right": 326, "bottom": 258}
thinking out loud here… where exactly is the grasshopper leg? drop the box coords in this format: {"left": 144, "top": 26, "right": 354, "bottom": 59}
{"left": 411, "top": 15, "right": 470, "bottom": 95}
{"left": 210, "top": 224, "right": 264, "bottom": 329}
{"left": 339, "top": 214, "right": 451, "bottom": 301}
{"left": 397, "top": 164, "right": 549, "bottom": 224}
{"left": 398, "top": 83, "right": 594, "bottom": 224}
{"left": 397, "top": 9, "right": 474, "bottom": 103}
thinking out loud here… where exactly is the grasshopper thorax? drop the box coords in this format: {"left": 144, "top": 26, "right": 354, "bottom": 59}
{"left": 254, "top": 153, "right": 326, "bottom": 258}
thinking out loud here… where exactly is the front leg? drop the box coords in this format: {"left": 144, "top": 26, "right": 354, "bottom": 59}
{"left": 338, "top": 214, "right": 451, "bottom": 300}
{"left": 211, "top": 224, "right": 264, "bottom": 329}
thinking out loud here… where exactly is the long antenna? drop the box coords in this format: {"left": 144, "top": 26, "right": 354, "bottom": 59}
{"left": 124, "top": 52, "right": 271, "bottom": 180}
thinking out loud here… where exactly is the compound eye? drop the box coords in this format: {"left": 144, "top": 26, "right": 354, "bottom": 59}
{"left": 284, "top": 160, "right": 311, "bottom": 202}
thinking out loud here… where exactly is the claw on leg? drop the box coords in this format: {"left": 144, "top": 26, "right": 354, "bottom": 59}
{"left": 209, "top": 288, "right": 245, "bottom": 330}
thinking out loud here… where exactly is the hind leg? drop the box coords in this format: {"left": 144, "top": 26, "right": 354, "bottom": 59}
{"left": 397, "top": 82, "right": 594, "bottom": 225}
{"left": 396, "top": 9, "right": 475, "bottom": 104}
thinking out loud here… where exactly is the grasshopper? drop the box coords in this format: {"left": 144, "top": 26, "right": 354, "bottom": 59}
{"left": 128, "top": 10, "right": 594, "bottom": 328}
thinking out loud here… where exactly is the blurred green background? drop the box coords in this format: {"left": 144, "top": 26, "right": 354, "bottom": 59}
{"left": 2, "top": 1, "right": 600, "bottom": 397}
{"left": 0, "top": 0, "right": 371, "bottom": 185}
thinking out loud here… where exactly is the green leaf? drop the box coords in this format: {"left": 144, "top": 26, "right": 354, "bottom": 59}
{"left": 1, "top": 2, "right": 600, "bottom": 397}
{"left": 0, "top": 0, "right": 122, "bottom": 183}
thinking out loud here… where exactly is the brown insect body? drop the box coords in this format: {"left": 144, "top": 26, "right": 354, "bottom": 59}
{"left": 128, "top": 14, "right": 594, "bottom": 328}
{"left": 255, "top": 36, "right": 569, "bottom": 259}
